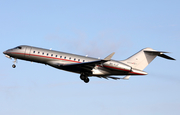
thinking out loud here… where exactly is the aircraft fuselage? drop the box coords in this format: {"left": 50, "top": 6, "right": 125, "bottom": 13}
{"left": 4, "top": 45, "right": 147, "bottom": 74}
{"left": 5, "top": 45, "right": 167, "bottom": 83}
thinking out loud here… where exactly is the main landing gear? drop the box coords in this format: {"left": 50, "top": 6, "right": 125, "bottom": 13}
{"left": 12, "top": 58, "right": 17, "bottom": 68}
{"left": 80, "top": 74, "right": 90, "bottom": 83}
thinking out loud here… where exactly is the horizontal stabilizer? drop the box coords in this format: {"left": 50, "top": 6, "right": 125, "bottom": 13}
{"left": 144, "top": 51, "right": 175, "bottom": 60}
{"left": 158, "top": 54, "right": 175, "bottom": 60}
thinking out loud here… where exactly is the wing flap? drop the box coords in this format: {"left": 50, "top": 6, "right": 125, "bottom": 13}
{"left": 97, "top": 76, "right": 120, "bottom": 80}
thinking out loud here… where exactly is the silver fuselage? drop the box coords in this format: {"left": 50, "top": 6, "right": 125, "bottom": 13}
{"left": 3, "top": 45, "right": 147, "bottom": 77}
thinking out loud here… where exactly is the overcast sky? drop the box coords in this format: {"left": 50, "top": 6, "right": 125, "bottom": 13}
{"left": 0, "top": 0, "right": 180, "bottom": 115}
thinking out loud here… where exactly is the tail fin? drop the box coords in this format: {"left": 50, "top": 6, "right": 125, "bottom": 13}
{"left": 120, "top": 48, "right": 175, "bottom": 70}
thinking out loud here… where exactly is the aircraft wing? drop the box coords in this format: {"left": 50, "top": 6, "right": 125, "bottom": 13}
{"left": 97, "top": 76, "right": 120, "bottom": 80}
{"left": 61, "top": 60, "right": 108, "bottom": 71}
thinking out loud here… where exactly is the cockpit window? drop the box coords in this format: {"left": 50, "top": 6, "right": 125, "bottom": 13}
{"left": 14, "top": 46, "right": 22, "bottom": 49}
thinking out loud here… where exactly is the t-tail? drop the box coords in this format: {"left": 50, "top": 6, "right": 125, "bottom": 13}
{"left": 120, "top": 48, "right": 175, "bottom": 79}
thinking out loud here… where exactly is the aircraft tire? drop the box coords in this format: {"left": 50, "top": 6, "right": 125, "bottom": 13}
{"left": 12, "top": 64, "right": 16, "bottom": 68}
{"left": 80, "top": 74, "right": 85, "bottom": 80}
{"left": 84, "top": 77, "right": 89, "bottom": 83}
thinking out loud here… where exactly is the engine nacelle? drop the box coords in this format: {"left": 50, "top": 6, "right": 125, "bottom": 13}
{"left": 103, "top": 61, "right": 132, "bottom": 72}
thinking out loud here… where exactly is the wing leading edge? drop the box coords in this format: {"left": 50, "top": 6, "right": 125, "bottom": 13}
{"left": 60, "top": 52, "right": 116, "bottom": 71}
{"left": 62, "top": 60, "right": 107, "bottom": 71}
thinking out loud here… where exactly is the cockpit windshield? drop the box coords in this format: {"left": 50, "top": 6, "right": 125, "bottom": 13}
{"left": 14, "top": 46, "right": 22, "bottom": 49}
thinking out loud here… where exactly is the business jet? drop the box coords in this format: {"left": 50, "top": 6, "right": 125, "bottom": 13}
{"left": 3, "top": 45, "right": 175, "bottom": 83}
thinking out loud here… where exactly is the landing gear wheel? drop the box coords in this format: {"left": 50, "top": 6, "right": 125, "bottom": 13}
{"left": 80, "top": 74, "right": 90, "bottom": 83}
{"left": 12, "top": 64, "right": 16, "bottom": 68}
{"left": 80, "top": 74, "right": 85, "bottom": 80}
{"left": 84, "top": 77, "right": 89, "bottom": 83}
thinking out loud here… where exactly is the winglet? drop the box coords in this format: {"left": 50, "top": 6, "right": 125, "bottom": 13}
{"left": 104, "top": 52, "right": 115, "bottom": 60}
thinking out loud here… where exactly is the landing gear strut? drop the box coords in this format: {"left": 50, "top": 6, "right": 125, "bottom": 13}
{"left": 12, "top": 58, "right": 17, "bottom": 68}
{"left": 80, "top": 74, "right": 90, "bottom": 83}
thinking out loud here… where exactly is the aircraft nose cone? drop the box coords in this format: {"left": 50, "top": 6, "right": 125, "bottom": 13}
{"left": 3, "top": 51, "right": 6, "bottom": 54}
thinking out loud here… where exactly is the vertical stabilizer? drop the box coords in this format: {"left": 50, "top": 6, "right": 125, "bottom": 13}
{"left": 120, "top": 48, "right": 175, "bottom": 70}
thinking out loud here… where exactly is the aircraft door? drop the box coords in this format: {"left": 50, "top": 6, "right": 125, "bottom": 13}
{"left": 24, "top": 46, "right": 32, "bottom": 59}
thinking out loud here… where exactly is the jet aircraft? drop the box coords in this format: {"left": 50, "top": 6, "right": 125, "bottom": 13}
{"left": 3, "top": 45, "right": 175, "bottom": 83}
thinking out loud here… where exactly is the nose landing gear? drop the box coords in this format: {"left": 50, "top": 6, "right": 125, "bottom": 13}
{"left": 12, "top": 58, "right": 17, "bottom": 68}
{"left": 12, "top": 64, "right": 16, "bottom": 68}
{"left": 80, "top": 74, "right": 90, "bottom": 83}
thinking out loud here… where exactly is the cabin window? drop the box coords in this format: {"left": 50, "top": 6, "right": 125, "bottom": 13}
{"left": 78, "top": 59, "right": 80, "bottom": 62}
{"left": 47, "top": 53, "right": 49, "bottom": 56}
{"left": 60, "top": 56, "right": 62, "bottom": 58}
{"left": 42, "top": 52, "right": 44, "bottom": 55}
{"left": 83, "top": 60, "right": 85, "bottom": 62}
{"left": 69, "top": 57, "right": 71, "bottom": 60}
{"left": 51, "top": 54, "right": 53, "bottom": 57}
{"left": 33, "top": 51, "right": 35, "bottom": 53}
{"left": 38, "top": 52, "right": 40, "bottom": 54}
{"left": 56, "top": 55, "right": 57, "bottom": 57}
{"left": 18, "top": 47, "right": 22, "bottom": 49}
{"left": 74, "top": 58, "right": 76, "bottom": 61}
{"left": 15, "top": 46, "right": 22, "bottom": 49}
{"left": 64, "top": 57, "right": 66, "bottom": 59}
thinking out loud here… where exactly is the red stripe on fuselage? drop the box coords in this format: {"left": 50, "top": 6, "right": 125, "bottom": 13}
{"left": 11, "top": 52, "right": 81, "bottom": 63}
